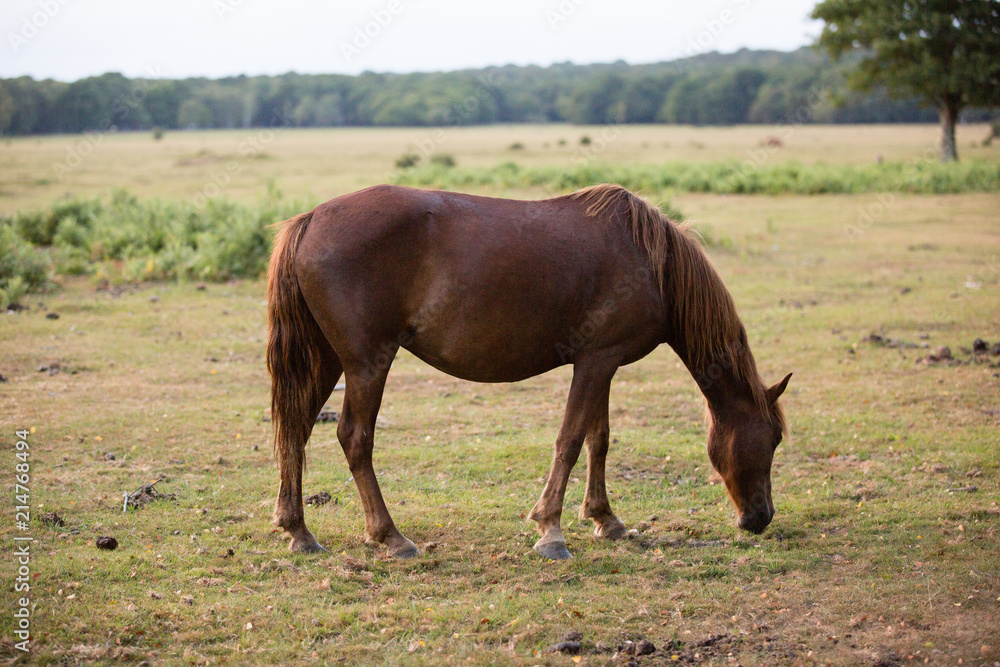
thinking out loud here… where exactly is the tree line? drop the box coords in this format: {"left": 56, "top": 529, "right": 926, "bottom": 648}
{"left": 1, "top": 47, "right": 992, "bottom": 136}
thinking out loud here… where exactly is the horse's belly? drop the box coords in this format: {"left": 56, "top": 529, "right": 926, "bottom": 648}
{"left": 402, "top": 320, "right": 567, "bottom": 383}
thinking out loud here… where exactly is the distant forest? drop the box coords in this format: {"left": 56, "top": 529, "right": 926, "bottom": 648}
{"left": 1, "top": 48, "right": 994, "bottom": 136}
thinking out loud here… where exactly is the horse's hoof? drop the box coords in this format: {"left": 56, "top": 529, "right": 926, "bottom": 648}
{"left": 594, "top": 520, "right": 627, "bottom": 540}
{"left": 289, "top": 536, "right": 328, "bottom": 554}
{"left": 534, "top": 539, "right": 572, "bottom": 561}
{"left": 388, "top": 538, "right": 419, "bottom": 559}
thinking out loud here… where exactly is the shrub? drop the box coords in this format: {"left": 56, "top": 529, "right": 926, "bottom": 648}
{"left": 395, "top": 153, "right": 421, "bottom": 169}
{"left": 430, "top": 153, "right": 456, "bottom": 167}
{"left": 11, "top": 189, "right": 308, "bottom": 284}
{"left": 0, "top": 223, "right": 50, "bottom": 309}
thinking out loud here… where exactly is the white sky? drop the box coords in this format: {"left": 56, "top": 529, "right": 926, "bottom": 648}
{"left": 1, "top": 0, "right": 822, "bottom": 81}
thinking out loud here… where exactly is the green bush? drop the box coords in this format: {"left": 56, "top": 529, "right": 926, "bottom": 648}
{"left": 15, "top": 198, "right": 100, "bottom": 246}
{"left": 430, "top": 153, "right": 456, "bottom": 168}
{"left": 0, "top": 223, "right": 50, "bottom": 309}
{"left": 395, "top": 153, "right": 421, "bottom": 169}
{"left": 10, "top": 189, "right": 308, "bottom": 284}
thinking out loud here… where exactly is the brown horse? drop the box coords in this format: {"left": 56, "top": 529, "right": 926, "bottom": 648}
{"left": 267, "top": 183, "right": 790, "bottom": 560}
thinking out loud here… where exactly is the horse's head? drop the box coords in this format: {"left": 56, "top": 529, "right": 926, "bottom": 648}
{"left": 706, "top": 373, "right": 791, "bottom": 534}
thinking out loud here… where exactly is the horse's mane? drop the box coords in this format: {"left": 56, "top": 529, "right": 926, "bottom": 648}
{"left": 569, "top": 183, "right": 781, "bottom": 428}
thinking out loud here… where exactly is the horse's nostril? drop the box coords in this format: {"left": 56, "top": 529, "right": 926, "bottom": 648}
{"left": 738, "top": 509, "right": 772, "bottom": 534}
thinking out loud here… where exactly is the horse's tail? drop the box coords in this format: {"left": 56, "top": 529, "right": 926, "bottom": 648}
{"left": 266, "top": 209, "right": 323, "bottom": 500}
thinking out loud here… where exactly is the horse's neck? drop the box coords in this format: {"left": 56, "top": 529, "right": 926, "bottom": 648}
{"left": 664, "top": 320, "right": 759, "bottom": 420}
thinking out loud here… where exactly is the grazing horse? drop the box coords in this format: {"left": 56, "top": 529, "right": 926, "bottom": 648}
{"left": 267, "top": 183, "right": 790, "bottom": 560}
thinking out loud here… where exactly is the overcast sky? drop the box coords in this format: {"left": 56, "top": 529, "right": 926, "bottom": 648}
{"left": 1, "top": 0, "right": 822, "bottom": 81}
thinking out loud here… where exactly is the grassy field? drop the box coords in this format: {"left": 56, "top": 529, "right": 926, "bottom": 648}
{"left": 1, "top": 126, "right": 999, "bottom": 665}
{"left": 2, "top": 123, "right": 999, "bottom": 214}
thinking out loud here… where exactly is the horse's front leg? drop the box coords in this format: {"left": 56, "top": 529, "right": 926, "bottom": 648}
{"left": 528, "top": 359, "right": 618, "bottom": 559}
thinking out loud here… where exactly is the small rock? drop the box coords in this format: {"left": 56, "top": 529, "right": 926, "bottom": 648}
{"left": 96, "top": 536, "right": 118, "bottom": 550}
{"left": 45, "top": 312, "right": 60, "bottom": 319}
{"left": 105, "top": 452, "right": 116, "bottom": 461}
{"left": 973, "top": 338, "right": 989, "bottom": 354}
{"left": 149, "top": 295, "right": 160, "bottom": 303}
{"left": 304, "top": 491, "right": 332, "bottom": 506}
{"left": 41, "top": 511, "right": 65, "bottom": 527}
{"left": 195, "top": 284, "right": 207, "bottom": 291}
{"left": 929, "top": 346, "right": 952, "bottom": 362}
{"left": 315, "top": 409, "right": 339, "bottom": 423}
{"left": 991, "top": 342, "right": 1000, "bottom": 356}
{"left": 38, "top": 361, "right": 61, "bottom": 375}
{"left": 0, "top": 373, "right": 7, "bottom": 383}
{"left": 547, "top": 641, "right": 581, "bottom": 655}
{"left": 635, "top": 639, "right": 656, "bottom": 655}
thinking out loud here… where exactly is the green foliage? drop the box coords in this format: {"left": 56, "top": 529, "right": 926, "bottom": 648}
{"left": 812, "top": 0, "right": 1000, "bottom": 108}
{"left": 395, "top": 153, "right": 421, "bottom": 169}
{"left": 391, "top": 159, "right": 1000, "bottom": 196}
{"left": 0, "top": 48, "right": 974, "bottom": 135}
{"left": 0, "top": 222, "right": 49, "bottom": 309}
{"left": 429, "top": 153, "right": 456, "bottom": 168}
{"left": 11, "top": 189, "right": 307, "bottom": 284}
{"left": 812, "top": 0, "right": 1000, "bottom": 160}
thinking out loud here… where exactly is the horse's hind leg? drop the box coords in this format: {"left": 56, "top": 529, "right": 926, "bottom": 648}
{"left": 528, "top": 358, "right": 618, "bottom": 560}
{"left": 338, "top": 347, "right": 418, "bottom": 559}
{"left": 579, "top": 412, "right": 627, "bottom": 540}
{"left": 275, "top": 340, "right": 342, "bottom": 553}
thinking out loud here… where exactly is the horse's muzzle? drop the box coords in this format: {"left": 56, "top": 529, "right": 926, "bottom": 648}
{"left": 737, "top": 507, "right": 774, "bottom": 534}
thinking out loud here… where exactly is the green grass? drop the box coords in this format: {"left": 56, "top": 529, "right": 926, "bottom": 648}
{"left": 1, "top": 191, "right": 998, "bottom": 665}
{"left": 3, "top": 123, "right": 998, "bottom": 215}
{"left": 3, "top": 186, "right": 308, "bottom": 286}
{"left": 391, "top": 158, "right": 1000, "bottom": 194}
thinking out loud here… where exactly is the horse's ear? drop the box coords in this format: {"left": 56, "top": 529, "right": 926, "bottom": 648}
{"left": 767, "top": 373, "right": 792, "bottom": 403}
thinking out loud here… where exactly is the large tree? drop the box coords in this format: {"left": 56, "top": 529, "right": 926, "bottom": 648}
{"left": 812, "top": 0, "right": 1000, "bottom": 161}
